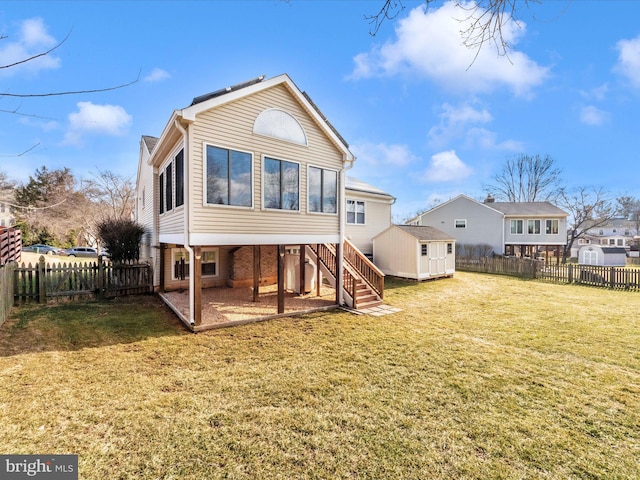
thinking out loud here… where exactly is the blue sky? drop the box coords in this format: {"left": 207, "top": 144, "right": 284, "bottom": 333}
{"left": 1, "top": 0, "right": 639, "bottom": 221}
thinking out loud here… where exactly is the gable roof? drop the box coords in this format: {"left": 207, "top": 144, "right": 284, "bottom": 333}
{"left": 489, "top": 201, "right": 567, "bottom": 216}
{"left": 142, "top": 135, "right": 158, "bottom": 153}
{"left": 345, "top": 176, "right": 395, "bottom": 199}
{"left": 396, "top": 225, "right": 455, "bottom": 242}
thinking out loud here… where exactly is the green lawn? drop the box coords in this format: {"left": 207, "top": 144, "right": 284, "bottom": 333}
{"left": 1, "top": 273, "right": 638, "bottom": 479}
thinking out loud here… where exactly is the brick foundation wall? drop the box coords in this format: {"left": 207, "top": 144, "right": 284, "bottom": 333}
{"left": 228, "top": 245, "right": 278, "bottom": 287}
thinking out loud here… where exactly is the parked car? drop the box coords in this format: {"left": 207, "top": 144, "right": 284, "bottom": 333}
{"left": 65, "top": 247, "right": 99, "bottom": 257}
{"left": 22, "top": 244, "right": 66, "bottom": 256}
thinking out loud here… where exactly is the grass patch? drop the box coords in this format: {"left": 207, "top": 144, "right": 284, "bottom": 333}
{"left": 1, "top": 273, "right": 638, "bottom": 479}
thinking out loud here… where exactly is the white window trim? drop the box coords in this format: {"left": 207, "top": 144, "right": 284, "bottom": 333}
{"left": 527, "top": 219, "right": 542, "bottom": 235}
{"left": 545, "top": 218, "right": 559, "bottom": 235}
{"left": 454, "top": 219, "right": 467, "bottom": 229}
{"left": 171, "top": 247, "right": 219, "bottom": 281}
{"left": 346, "top": 199, "right": 366, "bottom": 225}
{"left": 307, "top": 165, "right": 339, "bottom": 216}
{"left": 261, "top": 155, "right": 301, "bottom": 213}
{"left": 203, "top": 142, "right": 255, "bottom": 209}
{"left": 510, "top": 219, "right": 524, "bottom": 235}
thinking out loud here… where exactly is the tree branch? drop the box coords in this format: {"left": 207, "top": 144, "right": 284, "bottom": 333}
{"left": 0, "top": 30, "right": 70, "bottom": 70}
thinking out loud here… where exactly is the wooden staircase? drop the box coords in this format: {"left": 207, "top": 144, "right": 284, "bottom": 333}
{"left": 308, "top": 240, "right": 384, "bottom": 310}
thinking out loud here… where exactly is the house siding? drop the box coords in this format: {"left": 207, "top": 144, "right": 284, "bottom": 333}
{"left": 188, "top": 84, "right": 343, "bottom": 241}
{"left": 345, "top": 192, "right": 392, "bottom": 256}
{"left": 415, "top": 196, "right": 504, "bottom": 255}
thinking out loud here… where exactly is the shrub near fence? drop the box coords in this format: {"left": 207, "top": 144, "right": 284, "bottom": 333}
{"left": 14, "top": 256, "right": 153, "bottom": 304}
{"left": 456, "top": 257, "right": 640, "bottom": 291}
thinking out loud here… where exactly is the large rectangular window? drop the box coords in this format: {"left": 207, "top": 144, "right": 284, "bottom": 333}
{"left": 159, "top": 172, "right": 165, "bottom": 214}
{"left": 308, "top": 166, "right": 337, "bottom": 214}
{"left": 545, "top": 219, "right": 559, "bottom": 235}
{"left": 165, "top": 162, "right": 173, "bottom": 211}
{"left": 172, "top": 248, "right": 218, "bottom": 280}
{"left": 206, "top": 145, "right": 252, "bottom": 207}
{"left": 510, "top": 219, "right": 523, "bottom": 234}
{"left": 528, "top": 219, "right": 541, "bottom": 235}
{"left": 263, "top": 157, "right": 299, "bottom": 210}
{"left": 346, "top": 200, "right": 365, "bottom": 224}
{"left": 175, "top": 149, "right": 184, "bottom": 208}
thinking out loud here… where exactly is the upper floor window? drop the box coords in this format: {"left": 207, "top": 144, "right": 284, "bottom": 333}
{"left": 625, "top": 228, "right": 630, "bottom": 236}
{"left": 159, "top": 172, "right": 165, "bottom": 214}
{"left": 455, "top": 219, "right": 467, "bottom": 229}
{"left": 263, "top": 157, "right": 299, "bottom": 211}
{"left": 510, "top": 219, "right": 523, "bottom": 235}
{"left": 599, "top": 229, "right": 604, "bottom": 236}
{"left": 165, "top": 162, "right": 173, "bottom": 211}
{"left": 617, "top": 239, "right": 624, "bottom": 246}
{"left": 253, "top": 109, "right": 307, "bottom": 145}
{"left": 546, "top": 219, "right": 559, "bottom": 235}
{"left": 347, "top": 200, "right": 365, "bottom": 224}
{"left": 528, "top": 219, "right": 541, "bottom": 235}
{"left": 142, "top": 187, "right": 146, "bottom": 209}
{"left": 175, "top": 149, "right": 184, "bottom": 208}
{"left": 308, "top": 166, "right": 337, "bottom": 214}
{"left": 206, "top": 145, "right": 252, "bottom": 207}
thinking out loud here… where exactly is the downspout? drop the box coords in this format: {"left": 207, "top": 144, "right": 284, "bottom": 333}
{"left": 338, "top": 156, "right": 355, "bottom": 306}
{"left": 174, "top": 118, "right": 195, "bottom": 326}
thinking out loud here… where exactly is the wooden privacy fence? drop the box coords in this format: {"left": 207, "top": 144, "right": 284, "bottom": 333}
{"left": 456, "top": 257, "right": 640, "bottom": 291}
{"left": 14, "top": 256, "right": 153, "bottom": 303}
{"left": 0, "top": 263, "right": 15, "bottom": 327}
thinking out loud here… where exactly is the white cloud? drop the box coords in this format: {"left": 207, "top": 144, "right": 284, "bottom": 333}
{"left": 615, "top": 35, "right": 640, "bottom": 88}
{"left": 64, "top": 102, "right": 132, "bottom": 145}
{"left": 144, "top": 67, "right": 171, "bottom": 83}
{"left": 579, "top": 83, "right": 609, "bottom": 101}
{"left": 422, "top": 150, "right": 473, "bottom": 182}
{"left": 351, "top": 142, "right": 419, "bottom": 168}
{"left": 0, "top": 18, "right": 61, "bottom": 77}
{"left": 580, "top": 105, "right": 609, "bottom": 126}
{"left": 349, "top": 1, "right": 549, "bottom": 97}
{"left": 464, "top": 127, "right": 524, "bottom": 151}
{"left": 428, "top": 102, "right": 492, "bottom": 146}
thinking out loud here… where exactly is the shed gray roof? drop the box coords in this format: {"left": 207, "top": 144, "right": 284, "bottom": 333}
{"left": 345, "top": 176, "right": 394, "bottom": 198}
{"left": 600, "top": 247, "right": 627, "bottom": 254}
{"left": 489, "top": 201, "right": 567, "bottom": 216}
{"left": 396, "top": 225, "right": 454, "bottom": 241}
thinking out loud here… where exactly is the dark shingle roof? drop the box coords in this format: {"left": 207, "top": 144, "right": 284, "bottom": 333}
{"left": 397, "top": 225, "right": 454, "bottom": 241}
{"left": 142, "top": 135, "right": 159, "bottom": 153}
{"left": 190, "top": 75, "right": 266, "bottom": 106}
{"left": 489, "top": 201, "right": 567, "bottom": 216}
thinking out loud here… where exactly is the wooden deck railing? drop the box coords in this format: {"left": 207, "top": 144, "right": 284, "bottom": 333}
{"left": 343, "top": 239, "right": 384, "bottom": 299}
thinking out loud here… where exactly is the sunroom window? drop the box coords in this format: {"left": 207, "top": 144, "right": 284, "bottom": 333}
{"left": 206, "top": 145, "right": 252, "bottom": 207}
{"left": 308, "top": 166, "right": 337, "bottom": 214}
{"left": 263, "top": 157, "right": 299, "bottom": 211}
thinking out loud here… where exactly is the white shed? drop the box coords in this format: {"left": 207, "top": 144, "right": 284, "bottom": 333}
{"left": 373, "top": 225, "right": 455, "bottom": 280}
{"left": 578, "top": 245, "right": 627, "bottom": 266}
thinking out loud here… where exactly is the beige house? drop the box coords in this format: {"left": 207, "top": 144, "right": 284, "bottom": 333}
{"left": 135, "top": 74, "right": 384, "bottom": 330}
{"left": 373, "top": 225, "right": 455, "bottom": 280}
{"left": 345, "top": 176, "right": 395, "bottom": 258}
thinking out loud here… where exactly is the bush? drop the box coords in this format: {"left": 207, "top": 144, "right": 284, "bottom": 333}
{"left": 97, "top": 218, "right": 145, "bottom": 263}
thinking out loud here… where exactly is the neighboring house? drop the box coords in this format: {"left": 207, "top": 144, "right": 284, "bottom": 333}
{"left": 407, "top": 194, "right": 568, "bottom": 259}
{"left": 373, "top": 225, "right": 455, "bottom": 280}
{"left": 134, "top": 74, "right": 384, "bottom": 330}
{"left": 344, "top": 176, "right": 395, "bottom": 258}
{"left": 570, "top": 218, "right": 638, "bottom": 258}
{"left": 578, "top": 245, "right": 627, "bottom": 266}
{"left": 0, "top": 189, "right": 15, "bottom": 228}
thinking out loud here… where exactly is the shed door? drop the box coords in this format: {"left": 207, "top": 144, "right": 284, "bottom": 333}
{"left": 429, "top": 242, "right": 446, "bottom": 275}
{"left": 583, "top": 250, "right": 598, "bottom": 265}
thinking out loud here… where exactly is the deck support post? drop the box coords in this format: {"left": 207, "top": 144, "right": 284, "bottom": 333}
{"left": 159, "top": 244, "right": 166, "bottom": 293}
{"left": 193, "top": 246, "right": 202, "bottom": 326}
{"left": 253, "top": 245, "right": 260, "bottom": 302}
{"left": 277, "top": 245, "right": 285, "bottom": 314}
{"left": 299, "top": 244, "right": 305, "bottom": 296}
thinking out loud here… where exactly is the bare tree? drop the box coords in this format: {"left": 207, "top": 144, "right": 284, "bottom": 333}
{"left": 617, "top": 195, "right": 640, "bottom": 233}
{"left": 484, "top": 154, "right": 562, "bottom": 202}
{"left": 84, "top": 170, "right": 136, "bottom": 222}
{"left": 366, "top": 0, "right": 548, "bottom": 56}
{"left": 557, "top": 186, "right": 616, "bottom": 262}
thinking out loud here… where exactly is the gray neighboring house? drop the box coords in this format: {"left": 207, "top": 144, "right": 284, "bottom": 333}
{"left": 571, "top": 218, "right": 638, "bottom": 258}
{"left": 407, "top": 194, "right": 568, "bottom": 259}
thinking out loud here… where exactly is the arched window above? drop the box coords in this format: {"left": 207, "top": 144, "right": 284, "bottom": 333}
{"left": 253, "top": 108, "right": 307, "bottom": 146}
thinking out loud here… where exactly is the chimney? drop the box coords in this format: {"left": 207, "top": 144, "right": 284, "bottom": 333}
{"left": 484, "top": 194, "right": 495, "bottom": 203}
